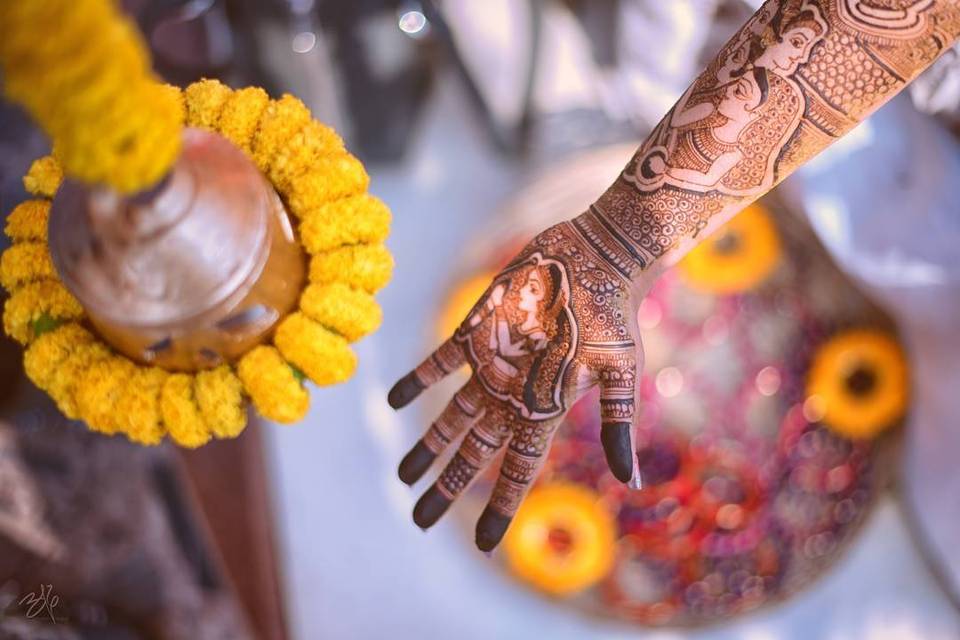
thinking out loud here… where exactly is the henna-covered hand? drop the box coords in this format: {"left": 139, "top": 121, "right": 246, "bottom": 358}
{"left": 389, "top": 218, "right": 645, "bottom": 551}
{"left": 390, "top": 0, "right": 960, "bottom": 552}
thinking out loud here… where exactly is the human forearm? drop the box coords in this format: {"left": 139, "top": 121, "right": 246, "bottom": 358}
{"left": 387, "top": 0, "right": 960, "bottom": 552}
{"left": 584, "top": 0, "right": 960, "bottom": 284}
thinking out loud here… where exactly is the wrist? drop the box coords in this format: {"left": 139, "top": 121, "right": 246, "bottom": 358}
{"left": 569, "top": 205, "right": 651, "bottom": 285}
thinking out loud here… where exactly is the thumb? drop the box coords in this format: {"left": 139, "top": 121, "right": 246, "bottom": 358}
{"left": 597, "top": 342, "right": 642, "bottom": 484}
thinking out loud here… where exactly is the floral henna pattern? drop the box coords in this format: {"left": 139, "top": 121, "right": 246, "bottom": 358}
{"left": 390, "top": 0, "right": 960, "bottom": 552}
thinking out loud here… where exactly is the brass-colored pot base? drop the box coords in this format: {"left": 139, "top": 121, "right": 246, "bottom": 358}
{"left": 49, "top": 128, "right": 305, "bottom": 371}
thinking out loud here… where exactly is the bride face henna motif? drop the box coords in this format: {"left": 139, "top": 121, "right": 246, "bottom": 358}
{"left": 390, "top": 0, "right": 960, "bottom": 552}
{"left": 456, "top": 253, "right": 576, "bottom": 421}
{"left": 718, "top": 70, "right": 768, "bottom": 121}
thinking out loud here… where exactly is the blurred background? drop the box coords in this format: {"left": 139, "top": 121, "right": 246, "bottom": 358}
{"left": 2, "top": 0, "right": 960, "bottom": 638}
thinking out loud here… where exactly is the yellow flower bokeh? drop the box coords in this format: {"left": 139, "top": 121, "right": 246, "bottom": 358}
{"left": 806, "top": 329, "right": 909, "bottom": 439}
{"left": 504, "top": 483, "right": 617, "bottom": 597}
{"left": 679, "top": 203, "right": 782, "bottom": 295}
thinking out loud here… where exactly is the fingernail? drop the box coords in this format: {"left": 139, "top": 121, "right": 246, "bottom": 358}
{"left": 475, "top": 506, "right": 512, "bottom": 552}
{"left": 601, "top": 422, "right": 634, "bottom": 483}
{"left": 413, "top": 485, "right": 452, "bottom": 529}
{"left": 388, "top": 372, "right": 426, "bottom": 410}
{"left": 630, "top": 469, "right": 643, "bottom": 490}
{"left": 398, "top": 441, "right": 437, "bottom": 485}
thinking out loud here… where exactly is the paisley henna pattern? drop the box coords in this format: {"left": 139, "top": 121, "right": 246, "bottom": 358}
{"left": 391, "top": 0, "right": 960, "bottom": 551}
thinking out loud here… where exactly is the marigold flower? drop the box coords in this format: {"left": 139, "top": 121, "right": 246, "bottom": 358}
{"left": 3, "top": 279, "right": 84, "bottom": 345}
{"left": 298, "top": 194, "right": 391, "bottom": 254}
{"left": 251, "top": 94, "right": 313, "bottom": 172}
{"left": 1, "top": 40, "right": 393, "bottom": 442}
{"left": 75, "top": 356, "right": 137, "bottom": 435}
{"left": 309, "top": 244, "right": 394, "bottom": 294}
{"left": 237, "top": 345, "right": 310, "bottom": 423}
{"left": 49, "top": 79, "right": 182, "bottom": 193}
{"left": 22, "top": 156, "right": 62, "bottom": 197}
{"left": 680, "top": 203, "right": 782, "bottom": 295}
{"left": 218, "top": 86, "right": 270, "bottom": 153}
{"left": 283, "top": 155, "right": 369, "bottom": 219}
{"left": 16, "top": 18, "right": 145, "bottom": 125}
{"left": 300, "top": 282, "right": 382, "bottom": 342}
{"left": 23, "top": 323, "right": 94, "bottom": 390}
{"left": 162, "top": 374, "right": 211, "bottom": 448}
{"left": 116, "top": 366, "right": 169, "bottom": 445}
{"left": 0, "top": 0, "right": 180, "bottom": 193}
{"left": 4, "top": 199, "right": 51, "bottom": 242}
{"left": 184, "top": 78, "right": 233, "bottom": 131}
{"left": 46, "top": 340, "right": 111, "bottom": 419}
{"left": 0, "top": 242, "right": 57, "bottom": 292}
{"left": 274, "top": 312, "right": 357, "bottom": 386}
{"left": 268, "top": 121, "right": 345, "bottom": 193}
{"left": 195, "top": 365, "right": 247, "bottom": 438}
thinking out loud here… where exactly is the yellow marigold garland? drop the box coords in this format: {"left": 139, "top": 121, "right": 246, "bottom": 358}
{"left": 23, "top": 324, "right": 95, "bottom": 391}
{"left": 195, "top": 366, "right": 247, "bottom": 439}
{"left": 76, "top": 357, "right": 136, "bottom": 435}
{"left": 308, "top": 244, "right": 394, "bottom": 294}
{"left": 1, "top": 78, "right": 393, "bottom": 447}
{"left": 0, "top": 0, "right": 181, "bottom": 193}
{"left": 300, "top": 283, "right": 383, "bottom": 342}
{"left": 299, "top": 194, "right": 392, "bottom": 254}
{"left": 46, "top": 341, "right": 112, "bottom": 420}
{"left": 116, "top": 367, "right": 169, "bottom": 445}
{"left": 0, "top": 242, "right": 56, "bottom": 291}
{"left": 218, "top": 87, "right": 271, "bottom": 153}
{"left": 275, "top": 312, "right": 358, "bottom": 387}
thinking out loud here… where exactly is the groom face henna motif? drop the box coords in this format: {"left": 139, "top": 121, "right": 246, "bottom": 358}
{"left": 755, "top": 1, "right": 828, "bottom": 73}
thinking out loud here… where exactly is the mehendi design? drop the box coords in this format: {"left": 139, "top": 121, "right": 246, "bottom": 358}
{"left": 626, "top": 1, "right": 825, "bottom": 197}
{"left": 596, "top": 0, "right": 960, "bottom": 276}
{"left": 391, "top": 222, "right": 640, "bottom": 549}
{"left": 390, "top": 0, "right": 960, "bottom": 552}
{"left": 456, "top": 252, "right": 577, "bottom": 420}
